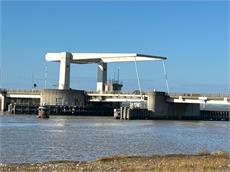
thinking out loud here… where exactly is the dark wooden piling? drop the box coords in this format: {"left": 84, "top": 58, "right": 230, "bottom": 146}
{"left": 200, "top": 110, "right": 229, "bottom": 121}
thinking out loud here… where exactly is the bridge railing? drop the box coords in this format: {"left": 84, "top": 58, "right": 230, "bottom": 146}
{"left": 86, "top": 91, "right": 146, "bottom": 95}
{"left": 87, "top": 92, "right": 148, "bottom": 99}
{"left": 4, "top": 89, "right": 41, "bottom": 95}
{"left": 168, "top": 92, "right": 230, "bottom": 98}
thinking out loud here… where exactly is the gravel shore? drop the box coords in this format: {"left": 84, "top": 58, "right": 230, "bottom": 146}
{"left": 1, "top": 152, "right": 229, "bottom": 172}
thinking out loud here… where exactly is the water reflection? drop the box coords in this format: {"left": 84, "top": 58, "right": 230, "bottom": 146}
{"left": 0, "top": 115, "right": 229, "bottom": 163}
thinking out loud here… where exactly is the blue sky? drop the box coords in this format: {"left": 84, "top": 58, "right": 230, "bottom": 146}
{"left": 1, "top": 1, "right": 229, "bottom": 93}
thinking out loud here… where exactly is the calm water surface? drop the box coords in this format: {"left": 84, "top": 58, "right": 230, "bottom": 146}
{"left": 0, "top": 115, "right": 229, "bottom": 163}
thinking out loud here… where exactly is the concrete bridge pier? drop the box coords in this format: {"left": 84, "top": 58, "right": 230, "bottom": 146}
{"left": 147, "top": 91, "right": 200, "bottom": 119}
{"left": 147, "top": 91, "right": 169, "bottom": 118}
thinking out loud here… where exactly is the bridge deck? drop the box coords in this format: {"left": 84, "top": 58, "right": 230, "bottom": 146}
{"left": 1, "top": 89, "right": 229, "bottom": 104}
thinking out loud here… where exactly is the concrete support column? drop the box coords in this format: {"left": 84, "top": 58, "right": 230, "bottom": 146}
{"left": 0, "top": 94, "right": 5, "bottom": 111}
{"left": 147, "top": 91, "right": 168, "bottom": 118}
{"left": 96, "top": 62, "right": 107, "bottom": 93}
{"left": 58, "top": 52, "right": 72, "bottom": 90}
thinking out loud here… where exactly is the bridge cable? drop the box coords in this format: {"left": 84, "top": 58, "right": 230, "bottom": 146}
{"left": 134, "top": 57, "right": 143, "bottom": 100}
{"left": 162, "top": 61, "right": 170, "bottom": 94}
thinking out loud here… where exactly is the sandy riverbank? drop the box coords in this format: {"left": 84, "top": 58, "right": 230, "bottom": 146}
{"left": 1, "top": 152, "right": 229, "bottom": 172}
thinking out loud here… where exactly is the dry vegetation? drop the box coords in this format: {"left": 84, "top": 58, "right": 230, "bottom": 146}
{"left": 1, "top": 152, "right": 229, "bottom": 172}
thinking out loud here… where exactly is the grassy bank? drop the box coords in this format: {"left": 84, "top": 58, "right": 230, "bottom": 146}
{"left": 1, "top": 152, "right": 229, "bottom": 172}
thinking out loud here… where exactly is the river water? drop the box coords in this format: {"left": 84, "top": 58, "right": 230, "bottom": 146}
{"left": 0, "top": 115, "right": 229, "bottom": 163}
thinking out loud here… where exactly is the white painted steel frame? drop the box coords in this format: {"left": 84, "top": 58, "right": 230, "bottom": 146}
{"left": 45, "top": 52, "right": 167, "bottom": 90}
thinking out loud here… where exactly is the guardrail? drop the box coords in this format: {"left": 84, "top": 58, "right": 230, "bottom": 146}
{"left": 168, "top": 92, "right": 230, "bottom": 98}
{"left": 1, "top": 89, "right": 41, "bottom": 95}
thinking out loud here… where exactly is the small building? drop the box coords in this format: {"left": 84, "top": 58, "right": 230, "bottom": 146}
{"left": 104, "top": 80, "right": 123, "bottom": 93}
